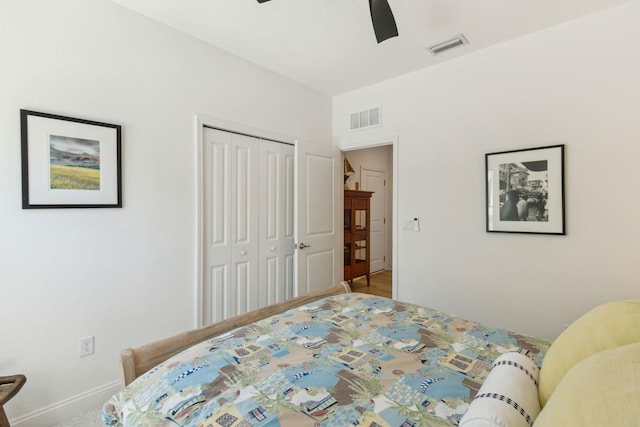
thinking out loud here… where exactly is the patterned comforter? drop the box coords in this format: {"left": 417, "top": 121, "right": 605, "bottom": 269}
{"left": 103, "top": 293, "right": 549, "bottom": 426}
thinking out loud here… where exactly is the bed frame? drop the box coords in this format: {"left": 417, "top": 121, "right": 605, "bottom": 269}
{"left": 120, "top": 282, "right": 352, "bottom": 386}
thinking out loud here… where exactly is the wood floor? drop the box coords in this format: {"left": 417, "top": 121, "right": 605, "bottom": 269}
{"left": 348, "top": 269, "right": 392, "bottom": 298}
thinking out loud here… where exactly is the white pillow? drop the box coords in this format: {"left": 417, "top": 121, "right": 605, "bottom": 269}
{"left": 460, "top": 352, "right": 541, "bottom": 427}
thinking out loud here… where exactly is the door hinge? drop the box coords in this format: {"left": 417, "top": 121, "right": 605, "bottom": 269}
{"left": 384, "top": 218, "right": 386, "bottom": 224}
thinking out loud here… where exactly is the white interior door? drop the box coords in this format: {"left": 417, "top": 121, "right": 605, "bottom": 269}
{"left": 361, "top": 168, "right": 386, "bottom": 273}
{"left": 259, "top": 141, "right": 295, "bottom": 305}
{"left": 296, "top": 141, "right": 341, "bottom": 295}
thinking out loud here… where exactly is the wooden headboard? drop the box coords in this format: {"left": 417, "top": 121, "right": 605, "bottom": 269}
{"left": 119, "top": 282, "right": 351, "bottom": 386}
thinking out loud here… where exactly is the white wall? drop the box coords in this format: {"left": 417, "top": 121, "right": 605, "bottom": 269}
{"left": 0, "top": 0, "right": 332, "bottom": 424}
{"left": 343, "top": 145, "right": 393, "bottom": 270}
{"left": 334, "top": 1, "right": 640, "bottom": 341}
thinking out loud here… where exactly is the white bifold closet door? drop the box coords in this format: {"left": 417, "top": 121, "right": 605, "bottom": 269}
{"left": 259, "top": 140, "right": 296, "bottom": 306}
{"left": 203, "top": 127, "right": 294, "bottom": 324}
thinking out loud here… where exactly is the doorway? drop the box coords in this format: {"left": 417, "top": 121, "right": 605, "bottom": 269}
{"left": 342, "top": 144, "right": 394, "bottom": 298}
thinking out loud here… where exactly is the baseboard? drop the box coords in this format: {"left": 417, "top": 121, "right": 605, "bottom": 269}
{"left": 12, "top": 380, "right": 121, "bottom": 427}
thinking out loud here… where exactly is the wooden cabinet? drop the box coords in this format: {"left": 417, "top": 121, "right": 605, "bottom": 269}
{"left": 344, "top": 190, "right": 373, "bottom": 286}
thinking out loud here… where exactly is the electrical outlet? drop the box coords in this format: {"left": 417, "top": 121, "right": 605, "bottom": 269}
{"left": 79, "top": 336, "right": 95, "bottom": 357}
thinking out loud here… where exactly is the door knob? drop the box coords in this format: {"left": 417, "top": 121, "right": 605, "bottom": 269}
{"left": 270, "top": 246, "right": 276, "bottom": 252}
{"left": 298, "top": 243, "right": 310, "bottom": 249}
{"left": 240, "top": 250, "right": 247, "bottom": 255}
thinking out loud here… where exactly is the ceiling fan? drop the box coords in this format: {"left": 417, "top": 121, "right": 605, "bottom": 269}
{"left": 256, "top": 0, "right": 399, "bottom": 43}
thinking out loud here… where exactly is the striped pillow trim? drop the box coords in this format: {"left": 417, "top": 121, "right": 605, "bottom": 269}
{"left": 491, "top": 359, "right": 538, "bottom": 387}
{"left": 474, "top": 392, "right": 534, "bottom": 426}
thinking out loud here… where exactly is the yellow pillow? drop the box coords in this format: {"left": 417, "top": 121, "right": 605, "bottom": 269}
{"left": 538, "top": 300, "right": 640, "bottom": 406}
{"left": 533, "top": 341, "right": 640, "bottom": 427}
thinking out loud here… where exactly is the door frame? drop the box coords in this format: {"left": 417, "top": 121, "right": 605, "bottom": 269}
{"left": 195, "top": 115, "right": 297, "bottom": 327}
{"left": 340, "top": 135, "right": 398, "bottom": 300}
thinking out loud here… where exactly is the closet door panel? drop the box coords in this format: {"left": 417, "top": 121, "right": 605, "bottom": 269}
{"left": 203, "top": 128, "right": 259, "bottom": 323}
{"left": 231, "top": 135, "right": 260, "bottom": 313}
{"left": 203, "top": 129, "right": 231, "bottom": 324}
{"left": 283, "top": 145, "right": 295, "bottom": 301}
{"left": 260, "top": 142, "right": 281, "bottom": 306}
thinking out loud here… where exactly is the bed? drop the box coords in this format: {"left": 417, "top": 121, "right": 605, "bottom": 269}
{"left": 103, "top": 283, "right": 554, "bottom": 427}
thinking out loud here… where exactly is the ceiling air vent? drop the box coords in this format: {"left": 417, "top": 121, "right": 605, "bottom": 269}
{"left": 429, "top": 34, "right": 468, "bottom": 55}
{"left": 350, "top": 107, "right": 381, "bottom": 131}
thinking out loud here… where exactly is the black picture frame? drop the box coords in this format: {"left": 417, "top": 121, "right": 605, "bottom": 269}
{"left": 486, "top": 144, "right": 565, "bottom": 234}
{"left": 21, "top": 110, "right": 122, "bottom": 209}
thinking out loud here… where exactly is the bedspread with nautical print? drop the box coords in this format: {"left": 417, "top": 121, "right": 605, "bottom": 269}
{"left": 102, "top": 293, "right": 549, "bottom": 427}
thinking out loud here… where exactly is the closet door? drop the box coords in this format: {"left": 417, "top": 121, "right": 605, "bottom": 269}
{"left": 201, "top": 126, "right": 339, "bottom": 323}
{"left": 203, "top": 128, "right": 259, "bottom": 323}
{"left": 259, "top": 142, "right": 295, "bottom": 305}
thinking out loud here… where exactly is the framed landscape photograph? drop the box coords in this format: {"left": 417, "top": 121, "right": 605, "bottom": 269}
{"left": 486, "top": 145, "right": 565, "bottom": 234}
{"left": 21, "top": 110, "right": 122, "bottom": 208}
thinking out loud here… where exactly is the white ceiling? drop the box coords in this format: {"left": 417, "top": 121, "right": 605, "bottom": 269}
{"left": 108, "top": 0, "right": 630, "bottom": 95}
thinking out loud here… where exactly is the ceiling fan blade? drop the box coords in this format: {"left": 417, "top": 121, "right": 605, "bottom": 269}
{"left": 257, "top": 0, "right": 398, "bottom": 44}
{"left": 369, "top": 0, "right": 398, "bottom": 43}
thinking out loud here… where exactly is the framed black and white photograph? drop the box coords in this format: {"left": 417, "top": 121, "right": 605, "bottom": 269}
{"left": 21, "top": 110, "right": 122, "bottom": 208}
{"left": 486, "top": 145, "right": 565, "bottom": 234}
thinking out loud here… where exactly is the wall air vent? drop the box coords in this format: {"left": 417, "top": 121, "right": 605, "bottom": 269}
{"left": 350, "top": 107, "right": 381, "bottom": 131}
{"left": 429, "top": 34, "right": 468, "bottom": 55}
